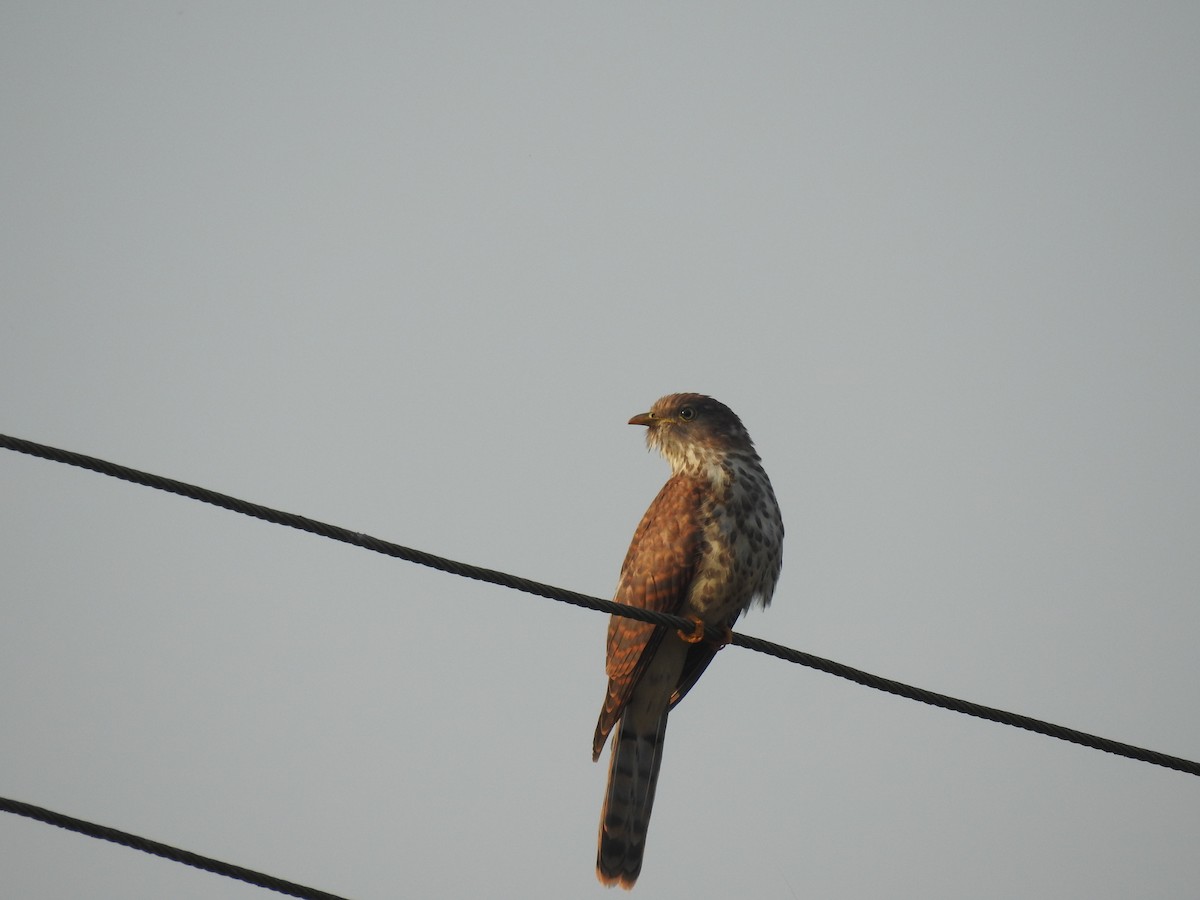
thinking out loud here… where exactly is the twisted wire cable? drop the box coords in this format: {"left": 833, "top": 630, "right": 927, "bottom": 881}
{"left": 3, "top": 431, "right": 1197, "bottom": 778}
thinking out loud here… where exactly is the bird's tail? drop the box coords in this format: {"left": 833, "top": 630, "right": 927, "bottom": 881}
{"left": 596, "top": 709, "right": 669, "bottom": 889}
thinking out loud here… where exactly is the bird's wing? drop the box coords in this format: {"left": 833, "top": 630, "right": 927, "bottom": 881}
{"left": 668, "top": 621, "right": 733, "bottom": 710}
{"left": 592, "top": 475, "right": 704, "bottom": 759}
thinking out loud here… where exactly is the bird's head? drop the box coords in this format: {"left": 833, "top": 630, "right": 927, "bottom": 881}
{"left": 629, "top": 393, "right": 756, "bottom": 476}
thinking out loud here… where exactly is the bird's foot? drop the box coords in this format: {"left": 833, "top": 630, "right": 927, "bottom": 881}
{"left": 677, "top": 618, "right": 735, "bottom": 647}
{"left": 676, "top": 616, "right": 706, "bottom": 644}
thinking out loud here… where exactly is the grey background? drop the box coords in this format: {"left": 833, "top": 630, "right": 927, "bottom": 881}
{"left": 3, "top": 4, "right": 1198, "bottom": 898}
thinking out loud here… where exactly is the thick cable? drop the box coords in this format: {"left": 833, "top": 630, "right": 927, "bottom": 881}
{"left": 2, "top": 432, "right": 1198, "bottom": 778}
{"left": 0, "top": 796, "right": 350, "bottom": 900}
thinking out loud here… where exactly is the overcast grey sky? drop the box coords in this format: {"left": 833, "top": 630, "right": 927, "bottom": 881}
{"left": 3, "top": 4, "right": 1199, "bottom": 898}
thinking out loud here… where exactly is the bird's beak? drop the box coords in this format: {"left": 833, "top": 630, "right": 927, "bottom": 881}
{"left": 628, "top": 412, "right": 655, "bottom": 427}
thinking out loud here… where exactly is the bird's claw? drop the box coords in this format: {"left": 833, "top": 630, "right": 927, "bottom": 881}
{"left": 677, "top": 616, "right": 706, "bottom": 644}
{"left": 676, "top": 618, "right": 736, "bottom": 647}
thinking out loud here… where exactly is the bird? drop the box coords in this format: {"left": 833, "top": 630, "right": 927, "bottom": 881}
{"left": 594, "top": 393, "right": 784, "bottom": 889}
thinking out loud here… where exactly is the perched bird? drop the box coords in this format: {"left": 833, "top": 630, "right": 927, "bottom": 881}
{"left": 594, "top": 393, "right": 784, "bottom": 888}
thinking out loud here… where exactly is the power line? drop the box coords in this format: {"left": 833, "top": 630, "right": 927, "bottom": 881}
{"left": 0, "top": 796, "right": 350, "bottom": 900}
{"left": 2, "top": 431, "right": 1198, "bottom": 780}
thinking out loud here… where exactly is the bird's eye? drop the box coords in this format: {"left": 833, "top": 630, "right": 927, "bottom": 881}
{"left": 678, "top": 406, "right": 696, "bottom": 421}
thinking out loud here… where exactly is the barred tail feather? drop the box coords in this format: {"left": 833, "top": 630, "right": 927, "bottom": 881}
{"left": 596, "top": 710, "right": 669, "bottom": 889}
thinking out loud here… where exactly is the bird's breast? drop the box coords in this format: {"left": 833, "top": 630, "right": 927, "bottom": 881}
{"left": 683, "top": 465, "right": 783, "bottom": 623}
